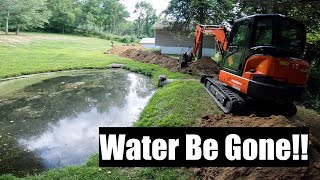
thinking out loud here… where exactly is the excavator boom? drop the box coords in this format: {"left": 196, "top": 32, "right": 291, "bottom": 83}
{"left": 180, "top": 24, "right": 228, "bottom": 68}
{"left": 193, "top": 25, "right": 228, "bottom": 58}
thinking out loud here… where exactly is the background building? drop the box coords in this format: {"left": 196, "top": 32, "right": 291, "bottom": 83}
{"left": 152, "top": 21, "right": 216, "bottom": 56}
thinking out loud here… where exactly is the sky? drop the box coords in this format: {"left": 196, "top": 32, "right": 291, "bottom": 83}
{"left": 120, "top": 0, "right": 170, "bottom": 21}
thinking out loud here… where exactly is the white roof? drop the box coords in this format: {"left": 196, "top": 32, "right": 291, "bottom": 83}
{"left": 139, "top": 38, "right": 155, "bottom": 44}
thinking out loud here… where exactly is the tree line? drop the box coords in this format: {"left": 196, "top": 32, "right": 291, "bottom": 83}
{"left": 0, "top": 0, "right": 157, "bottom": 41}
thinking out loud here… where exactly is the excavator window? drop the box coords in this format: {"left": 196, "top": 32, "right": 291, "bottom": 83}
{"left": 253, "top": 19, "right": 273, "bottom": 46}
{"left": 251, "top": 17, "right": 305, "bottom": 57}
{"left": 280, "top": 23, "right": 303, "bottom": 52}
{"left": 224, "top": 20, "right": 250, "bottom": 71}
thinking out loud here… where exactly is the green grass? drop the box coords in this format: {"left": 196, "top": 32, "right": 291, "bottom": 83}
{"left": 0, "top": 33, "right": 116, "bottom": 78}
{"left": 0, "top": 155, "right": 194, "bottom": 180}
{"left": 136, "top": 80, "right": 220, "bottom": 127}
{"left": 0, "top": 33, "right": 220, "bottom": 179}
{"left": 0, "top": 33, "right": 191, "bottom": 83}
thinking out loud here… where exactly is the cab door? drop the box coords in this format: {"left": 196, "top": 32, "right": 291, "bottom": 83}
{"left": 223, "top": 20, "right": 250, "bottom": 75}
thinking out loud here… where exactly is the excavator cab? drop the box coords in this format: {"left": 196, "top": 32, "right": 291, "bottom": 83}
{"left": 199, "top": 14, "right": 310, "bottom": 117}
{"left": 222, "top": 14, "right": 306, "bottom": 76}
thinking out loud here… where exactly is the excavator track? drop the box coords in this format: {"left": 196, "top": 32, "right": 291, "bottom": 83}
{"left": 202, "top": 77, "right": 246, "bottom": 114}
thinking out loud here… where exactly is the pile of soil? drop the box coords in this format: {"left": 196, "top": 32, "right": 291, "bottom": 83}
{"left": 197, "top": 114, "right": 320, "bottom": 180}
{"left": 107, "top": 45, "right": 220, "bottom": 76}
{"left": 182, "top": 57, "right": 220, "bottom": 75}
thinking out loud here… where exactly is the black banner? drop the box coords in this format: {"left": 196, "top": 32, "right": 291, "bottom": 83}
{"left": 99, "top": 127, "right": 309, "bottom": 167}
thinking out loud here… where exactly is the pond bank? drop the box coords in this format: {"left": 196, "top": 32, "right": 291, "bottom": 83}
{"left": 0, "top": 57, "right": 219, "bottom": 179}
{"left": 0, "top": 69, "right": 156, "bottom": 176}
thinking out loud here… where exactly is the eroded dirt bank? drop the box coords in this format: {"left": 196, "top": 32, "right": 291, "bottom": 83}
{"left": 108, "top": 45, "right": 219, "bottom": 76}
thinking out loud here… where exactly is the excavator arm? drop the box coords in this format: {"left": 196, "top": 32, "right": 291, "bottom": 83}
{"left": 193, "top": 25, "right": 228, "bottom": 58}
{"left": 180, "top": 24, "right": 228, "bottom": 68}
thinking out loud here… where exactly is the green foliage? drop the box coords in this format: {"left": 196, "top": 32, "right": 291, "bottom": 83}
{"left": 0, "top": 0, "right": 158, "bottom": 40}
{"left": 18, "top": 166, "right": 193, "bottom": 180}
{"left": 240, "top": 0, "right": 320, "bottom": 31}
{"left": 99, "top": 34, "right": 136, "bottom": 43}
{"left": 45, "top": 0, "right": 79, "bottom": 33}
{"left": 133, "top": 1, "right": 158, "bottom": 38}
{"left": 74, "top": 26, "right": 137, "bottom": 43}
{"left": 0, "top": 0, "right": 51, "bottom": 34}
{"left": 164, "top": 0, "right": 234, "bottom": 29}
{"left": 75, "top": 24, "right": 104, "bottom": 36}
{"left": 75, "top": 0, "right": 129, "bottom": 35}
{"left": 44, "top": 0, "right": 141, "bottom": 37}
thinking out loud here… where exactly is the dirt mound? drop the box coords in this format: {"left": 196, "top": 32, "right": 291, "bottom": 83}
{"left": 108, "top": 46, "right": 219, "bottom": 76}
{"left": 197, "top": 114, "right": 320, "bottom": 180}
{"left": 201, "top": 114, "right": 296, "bottom": 127}
{"left": 188, "top": 57, "right": 220, "bottom": 75}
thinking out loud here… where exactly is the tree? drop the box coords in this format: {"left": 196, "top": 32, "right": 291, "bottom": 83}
{"left": 0, "top": 0, "right": 51, "bottom": 35}
{"left": 239, "top": 0, "right": 320, "bottom": 31}
{"left": 164, "top": 0, "right": 234, "bottom": 29}
{"left": 0, "top": 0, "right": 18, "bottom": 34}
{"left": 75, "top": 0, "right": 129, "bottom": 35}
{"left": 134, "top": 1, "right": 157, "bottom": 38}
{"left": 46, "top": 0, "right": 79, "bottom": 33}
{"left": 0, "top": 0, "right": 51, "bottom": 34}
{"left": 100, "top": 0, "right": 129, "bottom": 34}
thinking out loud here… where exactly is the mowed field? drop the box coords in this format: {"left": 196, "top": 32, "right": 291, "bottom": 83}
{"left": 0, "top": 32, "right": 124, "bottom": 78}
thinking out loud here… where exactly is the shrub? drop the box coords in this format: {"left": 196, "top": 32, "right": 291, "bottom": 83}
{"left": 130, "top": 35, "right": 138, "bottom": 43}
{"left": 75, "top": 24, "right": 138, "bottom": 43}
{"left": 75, "top": 24, "right": 103, "bottom": 36}
{"left": 120, "top": 36, "right": 131, "bottom": 43}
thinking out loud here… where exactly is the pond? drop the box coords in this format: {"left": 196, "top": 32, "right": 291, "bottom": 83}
{"left": 0, "top": 69, "right": 155, "bottom": 176}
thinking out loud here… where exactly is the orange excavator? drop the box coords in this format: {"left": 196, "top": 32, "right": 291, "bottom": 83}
{"left": 181, "top": 14, "right": 310, "bottom": 117}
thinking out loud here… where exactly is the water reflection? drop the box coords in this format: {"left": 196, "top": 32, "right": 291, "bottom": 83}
{"left": 0, "top": 69, "right": 155, "bottom": 176}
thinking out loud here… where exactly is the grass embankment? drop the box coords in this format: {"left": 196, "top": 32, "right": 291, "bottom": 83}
{"left": 0, "top": 33, "right": 219, "bottom": 179}
{"left": 2, "top": 159, "right": 193, "bottom": 180}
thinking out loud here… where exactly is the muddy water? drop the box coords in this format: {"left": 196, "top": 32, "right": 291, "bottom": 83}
{"left": 0, "top": 69, "right": 155, "bottom": 176}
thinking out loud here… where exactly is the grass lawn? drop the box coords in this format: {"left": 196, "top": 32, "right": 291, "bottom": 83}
{"left": 1, "top": 156, "right": 194, "bottom": 180}
{"left": 0, "top": 33, "right": 190, "bottom": 83}
{"left": 136, "top": 80, "right": 220, "bottom": 127}
{"left": 0, "top": 33, "right": 220, "bottom": 179}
